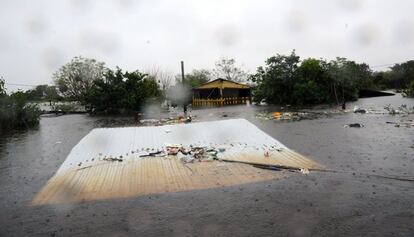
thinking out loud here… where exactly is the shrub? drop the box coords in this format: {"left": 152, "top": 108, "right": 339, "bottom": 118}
{"left": 84, "top": 68, "right": 161, "bottom": 113}
{"left": 0, "top": 91, "right": 41, "bottom": 131}
{"left": 402, "top": 80, "right": 414, "bottom": 97}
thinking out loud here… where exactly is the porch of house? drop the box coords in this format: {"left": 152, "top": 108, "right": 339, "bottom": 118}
{"left": 192, "top": 79, "right": 251, "bottom": 107}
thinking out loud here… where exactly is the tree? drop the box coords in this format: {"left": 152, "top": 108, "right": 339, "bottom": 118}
{"left": 212, "top": 57, "right": 248, "bottom": 82}
{"left": 389, "top": 60, "right": 414, "bottom": 89}
{"left": 251, "top": 50, "right": 375, "bottom": 105}
{"left": 250, "top": 50, "right": 300, "bottom": 104}
{"left": 85, "top": 67, "right": 161, "bottom": 113}
{"left": 370, "top": 60, "right": 414, "bottom": 93}
{"left": 0, "top": 77, "right": 5, "bottom": 97}
{"left": 327, "top": 58, "right": 373, "bottom": 102}
{"left": 293, "top": 58, "right": 333, "bottom": 105}
{"left": 183, "top": 69, "right": 211, "bottom": 88}
{"left": 25, "top": 85, "right": 60, "bottom": 101}
{"left": 403, "top": 80, "right": 414, "bottom": 97}
{"left": 145, "top": 66, "right": 174, "bottom": 91}
{"left": 53, "top": 56, "right": 106, "bottom": 101}
{"left": 0, "top": 82, "right": 41, "bottom": 130}
{"left": 372, "top": 71, "right": 393, "bottom": 90}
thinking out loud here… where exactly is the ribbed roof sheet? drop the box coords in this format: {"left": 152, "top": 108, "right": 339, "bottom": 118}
{"left": 33, "top": 119, "right": 323, "bottom": 205}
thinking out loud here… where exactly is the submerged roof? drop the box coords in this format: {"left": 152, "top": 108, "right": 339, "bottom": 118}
{"left": 195, "top": 78, "right": 251, "bottom": 90}
{"left": 32, "top": 119, "right": 323, "bottom": 205}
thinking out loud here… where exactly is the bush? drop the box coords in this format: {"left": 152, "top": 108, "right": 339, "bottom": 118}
{"left": 0, "top": 90, "right": 41, "bottom": 131}
{"left": 403, "top": 80, "right": 414, "bottom": 97}
{"left": 84, "top": 68, "right": 161, "bottom": 113}
{"left": 250, "top": 51, "right": 373, "bottom": 105}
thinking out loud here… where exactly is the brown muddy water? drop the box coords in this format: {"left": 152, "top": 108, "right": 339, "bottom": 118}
{"left": 1, "top": 94, "right": 414, "bottom": 236}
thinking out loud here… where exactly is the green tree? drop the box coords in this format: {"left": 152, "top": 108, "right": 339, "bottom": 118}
{"left": 390, "top": 60, "right": 414, "bottom": 89}
{"left": 25, "top": 85, "right": 61, "bottom": 101}
{"left": 250, "top": 50, "right": 300, "bottom": 104}
{"left": 0, "top": 86, "right": 41, "bottom": 130}
{"left": 327, "top": 58, "right": 373, "bottom": 102}
{"left": 293, "top": 58, "right": 333, "bottom": 105}
{"left": 0, "top": 77, "right": 5, "bottom": 97}
{"left": 370, "top": 60, "right": 414, "bottom": 93}
{"left": 372, "top": 71, "right": 393, "bottom": 90}
{"left": 53, "top": 56, "right": 106, "bottom": 101}
{"left": 403, "top": 80, "right": 414, "bottom": 97}
{"left": 251, "top": 51, "right": 375, "bottom": 105}
{"left": 85, "top": 67, "right": 161, "bottom": 113}
{"left": 183, "top": 69, "right": 211, "bottom": 88}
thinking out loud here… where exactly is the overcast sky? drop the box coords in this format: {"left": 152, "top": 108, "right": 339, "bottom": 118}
{"left": 1, "top": 0, "right": 414, "bottom": 91}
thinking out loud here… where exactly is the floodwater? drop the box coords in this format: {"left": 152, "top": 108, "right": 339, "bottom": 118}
{"left": 1, "top": 94, "right": 413, "bottom": 236}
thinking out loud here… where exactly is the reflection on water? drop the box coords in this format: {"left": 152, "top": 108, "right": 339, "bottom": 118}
{"left": 349, "top": 92, "right": 414, "bottom": 111}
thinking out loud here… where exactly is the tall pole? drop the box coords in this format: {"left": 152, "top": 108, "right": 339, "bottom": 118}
{"left": 181, "top": 61, "right": 187, "bottom": 115}
{"left": 181, "top": 61, "right": 185, "bottom": 82}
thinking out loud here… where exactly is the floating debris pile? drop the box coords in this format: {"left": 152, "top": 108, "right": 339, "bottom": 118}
{"left": 255, "top": 110, "right": 338, "bottom": 121}
{"left": 344, "top": 123, "right": 365, "bottom": 128}
{"left": 353, "top": 106, "right": 367, "bottom": 114}
{"left": 94, "top": 115, "right": 194, "bottom": 128}
{"left": 386, "top": 120, "right": 414, "bottom": 128}
{"left": 384, "top": 104, "right": 414, "bottom": 115}
{"left": 127, "top": 144, "right": 221, "bottom": 161}
{"left": 139, "top": 115, "right": 193, "bottom": 126}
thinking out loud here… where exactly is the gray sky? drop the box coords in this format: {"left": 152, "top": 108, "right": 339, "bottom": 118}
{"left": 1, "top": 0, "right": 414, "bottom": 91}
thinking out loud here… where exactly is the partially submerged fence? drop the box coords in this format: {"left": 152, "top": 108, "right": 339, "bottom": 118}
{"left": 192, "top": 97, "right": 250, "bottom": 107}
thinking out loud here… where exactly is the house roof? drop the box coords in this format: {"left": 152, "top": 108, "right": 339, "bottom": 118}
{"left": 32, "top": 119, "right": 323, "bottom": 205}
{"left": 195, "top": 78, "right": 251, "bottom": 90}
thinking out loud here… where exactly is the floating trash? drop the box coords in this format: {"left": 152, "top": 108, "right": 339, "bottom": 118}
{"left": 344, "top": 123, "right": 365, "bottom": 128}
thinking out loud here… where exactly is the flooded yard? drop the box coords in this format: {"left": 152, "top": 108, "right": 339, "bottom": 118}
{"left": 1, "top": 94, "right": 414, "bottom": 236}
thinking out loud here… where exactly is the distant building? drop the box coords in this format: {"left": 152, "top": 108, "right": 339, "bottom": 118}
{"left": 192, "top": 78, "right": 251, "bottom": 106}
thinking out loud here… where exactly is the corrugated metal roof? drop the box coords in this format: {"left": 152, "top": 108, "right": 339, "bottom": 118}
{"left": 32, "top": 158, "right": 285, "bottom": 205}
{"left": 32, "top": 119, "right": 323, "bottom": 205}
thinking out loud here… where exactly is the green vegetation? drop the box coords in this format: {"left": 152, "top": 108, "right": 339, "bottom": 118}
{"left": 52, "top": 57, "right": 162, "bottom": 113}
{"left": 3, "top": 54, "right": 413, "bottom": 123}
{"left": 371, "top": 61, "right": 414, "bottom": 95}
{"left": 84, "top": 67, "right": 161, "bottom": 113}
{"left": 403, "top": 80, "right": 414, "bottom": 97}
{"left": 24, "top": 84, "right": 61, "bottom": 102}
{"left": 53, "top": 56, "right": 107, "bottom": 102}
{"left": 0, "top": 79, "right": 41, "bottom": 131}
{"left": 182, "top": 69, "right": 211, "bottom": 88}
{"left": 251, "top": 51, "right": 375, "bottom": 105}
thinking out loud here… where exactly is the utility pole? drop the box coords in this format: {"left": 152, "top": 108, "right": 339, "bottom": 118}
{"left": 181, "top": 61, "right": 187, "bottom": 115}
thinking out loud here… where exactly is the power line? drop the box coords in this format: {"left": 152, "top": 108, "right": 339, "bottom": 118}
{"left": 370, "top": 61, "right": 411, "bottom": 68}
{"left": 4, "top": 83, "right": 37, "bottom": 87}
{"left": 371, "top": 63, "right": 395, "bottom": 68}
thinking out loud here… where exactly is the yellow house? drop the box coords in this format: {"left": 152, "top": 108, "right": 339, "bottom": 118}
{"left": 192, "top": 78, "right": 251, "bottom": 107}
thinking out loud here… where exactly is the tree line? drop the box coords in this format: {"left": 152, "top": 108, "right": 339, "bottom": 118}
{"left": 49, "top": 56, "right": 250, "bottom": 113}
{"left": 1, "top": 51, "right": 413, "bottom": 130}
{"left": 44, "top": 53, "right": 414, "bottom": 109}
{"left": 250, "top": 51, "right": 374, "bottom": 105}
{"left": 255, "top": 51, "right": 414, "bottom": 105}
